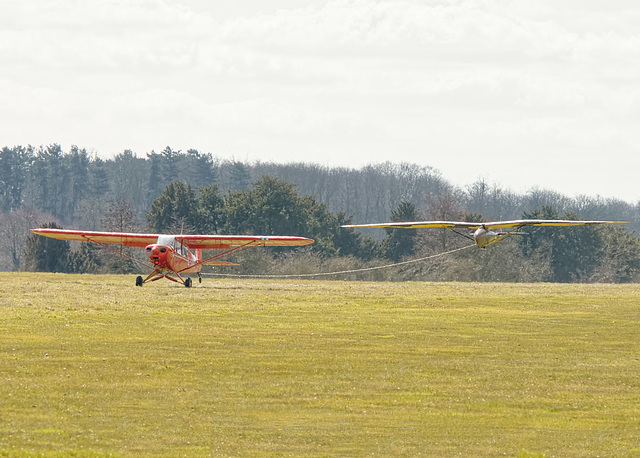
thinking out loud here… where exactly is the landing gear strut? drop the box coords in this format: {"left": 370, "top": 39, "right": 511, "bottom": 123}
{"left": 135, "top": 271, "right": 195, "bottom": 287}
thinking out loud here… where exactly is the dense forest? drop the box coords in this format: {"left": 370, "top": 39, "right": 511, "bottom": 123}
{"left": 2, "top": 144, "right": 640, "bottom": 282}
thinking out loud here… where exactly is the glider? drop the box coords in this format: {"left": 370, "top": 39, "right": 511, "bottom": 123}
{"left": 341, "top": 219, "right": 627, "bottom": 249}
{"left": 30, "top": 228, "right": 314, "bottom": 287}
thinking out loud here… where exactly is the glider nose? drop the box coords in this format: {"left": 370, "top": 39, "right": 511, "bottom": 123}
{"left": 473, "top": 226, "right": 490, "bottom": 248}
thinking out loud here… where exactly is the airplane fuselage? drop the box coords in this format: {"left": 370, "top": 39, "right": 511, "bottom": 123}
{"left": 145, "top": 243, "right": 201, "bottom": 274}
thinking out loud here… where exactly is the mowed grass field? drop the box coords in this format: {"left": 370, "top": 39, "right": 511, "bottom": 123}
{"left": 1, "top": 273, "right": 639, "bottom": 457}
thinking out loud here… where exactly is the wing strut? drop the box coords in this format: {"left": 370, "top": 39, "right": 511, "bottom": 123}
{"left": 446, "top": 228, "right": 475, "bottom": 242}
{"left": 84, "top": 237, "right": 154, "bottom": 270}
{"left": 187, "top": 240, "right": 264, "bottom": 271}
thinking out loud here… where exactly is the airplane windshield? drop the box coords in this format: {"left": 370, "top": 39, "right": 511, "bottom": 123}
{"left": 156, "top": 235, "right": 187, "bottom": 256}
{"left": 157, "top": 235, "right": 175, "bottom": 246}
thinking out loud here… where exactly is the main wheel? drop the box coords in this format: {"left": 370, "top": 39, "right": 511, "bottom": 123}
{"left": 185, "top": 278, "right": 192, "bottom": 288}
{"left": 135, "top": 276, "right": 143, "bottom": 287}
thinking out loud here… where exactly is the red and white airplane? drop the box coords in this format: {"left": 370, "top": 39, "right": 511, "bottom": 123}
{"left": 30, "top": 228, "right": 314, "bottom": 287}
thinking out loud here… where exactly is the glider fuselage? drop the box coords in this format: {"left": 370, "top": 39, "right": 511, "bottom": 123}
{"left": 473, "top": 226, "right": 503, "bottom": 248}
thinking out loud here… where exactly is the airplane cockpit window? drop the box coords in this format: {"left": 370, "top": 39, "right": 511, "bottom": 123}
{"left": 157, "top": 235, "right": 175, "bottom": 247}
{"left": 156, "top": 235, "right": 187, "bottom": 256}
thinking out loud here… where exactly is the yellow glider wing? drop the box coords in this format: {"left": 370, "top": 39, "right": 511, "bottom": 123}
{"left": 342, "top": 219, "right": 627, "bottom": 230}
{"left": 483, "top": 220, "right": 627, "bottom": 230}
{"left": 341, "top": 221, "right": 481, "bottom": 230}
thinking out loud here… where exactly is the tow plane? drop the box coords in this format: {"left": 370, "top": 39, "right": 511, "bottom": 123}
{"left": 342, "top": 219, "right": 627, "bottom": 249}
{"left": 30, "top": 228, "right": 314, "bottom": 287}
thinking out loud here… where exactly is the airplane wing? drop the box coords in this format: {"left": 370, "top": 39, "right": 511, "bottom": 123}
{"left": 29, "top": 229, "right": 159, "bottom": 247}
{"left": 30, "top": 229, "right": 314, "bottom": 249}
{"left": 176, "top": 234, "right": 314, "bottom": 249}
{"left": 342, "top": 219, "right": 627, "bottom": 230}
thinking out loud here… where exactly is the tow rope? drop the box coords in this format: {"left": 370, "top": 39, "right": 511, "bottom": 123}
{"left": 201, "top": 243, "right": 475, "bottom": 279}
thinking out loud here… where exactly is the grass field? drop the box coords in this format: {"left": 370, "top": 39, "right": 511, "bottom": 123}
{"left": 1, "top": 273, "right": 639, "bottom": 456}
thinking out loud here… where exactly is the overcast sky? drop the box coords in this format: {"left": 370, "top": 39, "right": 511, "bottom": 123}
{"left": 2, "top": 0, "right": 640, "bottom": 201}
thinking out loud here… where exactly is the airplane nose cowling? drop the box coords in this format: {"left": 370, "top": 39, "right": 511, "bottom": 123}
{"left": 145, "top": 244, "right": 169, "bottom": 265}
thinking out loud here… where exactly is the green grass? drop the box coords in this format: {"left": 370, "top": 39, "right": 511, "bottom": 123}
{"left": 1, "top": 273, "right": 639, "bottom": 456}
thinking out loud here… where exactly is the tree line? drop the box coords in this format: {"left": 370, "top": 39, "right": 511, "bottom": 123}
{"left": 3, "top": 144, "right": 640, "bottom": 282}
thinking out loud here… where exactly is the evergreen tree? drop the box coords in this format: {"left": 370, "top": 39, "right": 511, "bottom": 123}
{"left": 22, "top": 222, "right": 69, "bottom": 272}
{"left": 160, "top": 146, "right": 180, "bottom": 184}
{"left": 146, "top": 151, "right": 163, "bottom": 202}
{"left": 222, "top": 176, "right": 355, "bottom": 257}
{"left": 183, "top": 149, "right": 217, "bottom": 187}
{"left": 65, "top": 145, "right": 91, "bottom": 220}
{"left": 296, "top": 194, "right": 340, "bottom": 258}
{"left": 147, "top": 182, "right": 199, "bottom": 233}
{"left": 333, "top": 211, "right": 382, "bottom": 261}
{"left": 224, "top": 176, "right": 306, "bottom": 235}
{"left": 382, "top": 201, "right": 418, "bottom": 262}
{"left": 0, "top": 146, "right": 31, "bottom": 212}
{"left": 520, "top": 206, "right": 604, "bottom": 282}
{"left": 111, "top": 150, "right": 149, "bottom": 216}
{"left": 67, "top": 242, "right": 100, "bottom": 274}
{"left": 90, "top": 156, "right": 111, "bottom": 197}
{"left": 197, "top": 183, "right": 225, "bottom": 234}
{"left": 32, "top": 144, "right": 66, "bottom": 219}
{"left": 228, "top": 161, "right": 251, "bottom": 191}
